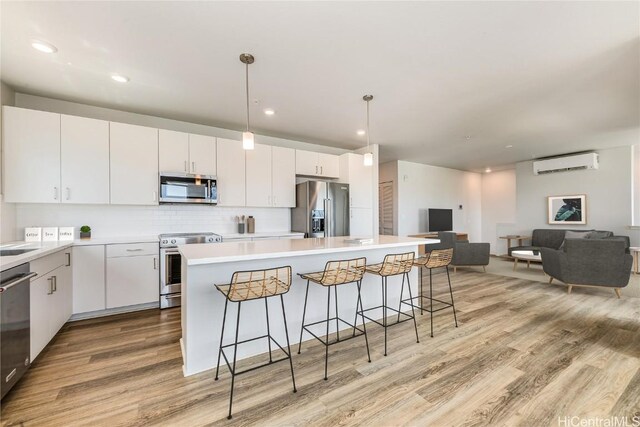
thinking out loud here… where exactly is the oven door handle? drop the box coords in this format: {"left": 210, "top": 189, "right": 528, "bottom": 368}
{"left": 164, "top": 294, "right": 181, "bottom": 299}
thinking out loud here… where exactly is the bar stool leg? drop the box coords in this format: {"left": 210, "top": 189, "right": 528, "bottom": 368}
{"left": 215, "top": 298, "right": 229, "bottom": 381}
{"left": 419, "top": 267, "right": 424, "bottom": 315}
{"left": 279, "top": 295, "right": 297, "bottom": 393}
{"left": 429, "top": 268, "right": 434, "bottom": 338}
{"left": 324, "top": 286, "right": 331, "bottom": 380}
{"left": 446, "top": 266, "right": 458, "bottom": 328}
{"left": 265, "top": 298, "right": 272, "bottom": 362}
{"left": 384, "top": 276, "right": 388, "bottom": 357}
{"left": 397, "top": 272, "right": 405, "bottom": 323}
{"left": 228, "top": 301, "right": 242, "bottom": 420}
{"left": 297, "top": 279, "right": 310, "bottom": 355}
{"left": 356, "top": 279, "right": 371, "bottom": 363}
{"left": 405, "top": 272, "right": 420, "bottom": 343}
{"left": 334, "top": 286, "right": 340, "bottom": 342}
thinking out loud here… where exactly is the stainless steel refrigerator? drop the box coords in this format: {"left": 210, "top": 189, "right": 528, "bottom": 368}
{"left": 291, "top": 181, "right": 350, "bottom": 238}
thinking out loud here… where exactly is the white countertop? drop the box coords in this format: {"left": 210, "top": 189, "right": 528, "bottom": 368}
{"left": 179, "top": 235, "right": 436, "bottom": 265}
{"left": 220, "top": 231, "right": 305, "bottom": 239}
{"left": 0, "top": 235, "right": 159, "bottom": 271}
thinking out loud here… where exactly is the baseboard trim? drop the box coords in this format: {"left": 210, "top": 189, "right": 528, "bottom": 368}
{"left": 70, "top": 302, "right": 159, "bottom": 321}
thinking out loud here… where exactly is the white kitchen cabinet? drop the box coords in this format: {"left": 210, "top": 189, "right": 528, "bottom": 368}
{"left": 295, "top": 149, "right": 339, "bottom": 178}
{"left": 246, "top": 144, "right": 272, "bottom": 207}
{"left": 110, "top": 122, "right": 159, "bottom": 205}
{"left": 159, "top": 131, "right": 216, "bottom": 176}
{"left": 216, "top": 138, "right": 246, "bottom": 206}
{"left": 159, "top": 129, "right": 189, "bottom": 173}
{"left": 60, "top": 115, "right": 110, "bottom": 204}
{"left": 340, "top": 153, "right": 373, "bottom": 209}
{"left": 3, "top": 106, "right": 61, "bottom": 203}
{"left": 271, "top": 146, "right": 296, "bottom": 207}
{"left": 29, "top": 249, "right": 73, "bottom": 361}
{"left": 350, "top": 207, "right": 374, "bottom": 237}
{"left": 106, "top": 244, "right": 159, "bottom": 309}
{"left": 188, "top": 134, "right": 216, "bottom": 175}
{"left": 72, "top": 245, "right": 106, "bottom": 314}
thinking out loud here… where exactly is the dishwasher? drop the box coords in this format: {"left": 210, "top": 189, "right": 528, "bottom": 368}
{"left": 0, "top": 263, "right": 36, "bottom": 399}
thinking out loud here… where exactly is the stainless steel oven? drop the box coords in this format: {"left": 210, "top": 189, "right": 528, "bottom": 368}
{"left": 159, "top": 172, "right": 217, "bottom": 205}
{"left": 159, "top": 233, "right": 222, "bottom": 309}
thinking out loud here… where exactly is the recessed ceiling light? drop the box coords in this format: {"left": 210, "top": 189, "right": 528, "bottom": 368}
{"left": 264, "top": 108, "right": 275, "bottom": 116}
{"left": 31, "top": 40, "right": 57, "bottom": 54}
{"left": 485, "top": 168, "right": 492, "bottom": 173}
{"left": 357, "top": 130, "right": 366, "bottom": 136}
{"left": 505, "top": 144, "right": 513, "bottom": 148}
{"left": 111, "top": 74, "right": 130, "bottom": 83}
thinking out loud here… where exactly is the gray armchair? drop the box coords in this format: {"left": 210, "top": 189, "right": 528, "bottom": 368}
{"left": 425, "top": 231, "right": 490, "bottom": 272}
{"left": 540, "top": 238, "right": 632, "bottom": 297}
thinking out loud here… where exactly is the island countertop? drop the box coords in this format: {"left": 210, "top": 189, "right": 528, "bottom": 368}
{"left": 179, "top": 235, "right": 437, "bottom": 265}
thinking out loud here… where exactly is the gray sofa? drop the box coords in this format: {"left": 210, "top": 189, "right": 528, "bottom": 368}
{"left": 540, "top": 238, "right": 632, "bottom": 297}
{"left": 425, "top": 231, "right": 490, "bottom": 272}
{"left": 508, "top": 228, "right": 630, "bottom": 256}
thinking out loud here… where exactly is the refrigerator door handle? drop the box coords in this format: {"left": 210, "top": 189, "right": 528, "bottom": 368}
{"left": 325, "top": 198, "right": 332, "bottom": 237}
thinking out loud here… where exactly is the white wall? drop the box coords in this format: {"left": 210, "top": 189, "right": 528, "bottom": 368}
{"left": 395, "top": 161, "right": 482, "bottom": 241}
{"left": 633, "top": 144, "right": 640, "bottom": 226}
{"left": 481, "top": 169, "right": 516, "bottom": 255}
{"left": 15, "top": 204, "right": 290, "bottom": 239}
{"left": 497, "top": 145, "right": 638, "bottom": 246}
{"left": 0, "top": 82, "right": 16, "bottom": 243}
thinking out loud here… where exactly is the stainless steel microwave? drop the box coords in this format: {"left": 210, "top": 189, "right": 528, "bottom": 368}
{"left": 159, "top": 172, "right": 217, "bottom": 205}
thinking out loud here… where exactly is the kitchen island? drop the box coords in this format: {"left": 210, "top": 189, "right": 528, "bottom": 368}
{"left": 179, "top": 236, "right": 435, "bottom": 376}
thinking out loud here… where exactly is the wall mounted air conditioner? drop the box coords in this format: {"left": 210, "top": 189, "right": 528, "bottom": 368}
{"left": 533, "top": 152, "right": 599, "bottom": 175}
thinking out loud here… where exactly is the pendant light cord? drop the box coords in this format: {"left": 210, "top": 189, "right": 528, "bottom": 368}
{"left": 366, "top": 99, "right": 370, "bottom": 150}
{"left": 245, "top": 63, "right": 250, "bottom": 132}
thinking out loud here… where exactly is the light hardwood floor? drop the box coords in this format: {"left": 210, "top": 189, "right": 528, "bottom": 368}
{"left": 2, "top": 270, "right": 639, "bottom": 426}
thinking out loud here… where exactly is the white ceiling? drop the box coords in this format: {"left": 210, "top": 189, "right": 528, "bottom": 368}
{"left": 1, "top": 1, "right": 639, "bottom": 171}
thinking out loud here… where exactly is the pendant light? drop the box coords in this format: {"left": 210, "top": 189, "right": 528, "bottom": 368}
{"left": 240, "top": 53, "right": 255, "bottom": 150}
{"left": 363, "top": 95, "right": 374, "bottom": 166}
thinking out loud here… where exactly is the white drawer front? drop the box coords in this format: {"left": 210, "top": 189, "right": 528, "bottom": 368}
{"left": 31, "top": 250, "right": 68, "bottom": 278}
{"left": 107, "top": 242, "right": 158, "bottom": 258}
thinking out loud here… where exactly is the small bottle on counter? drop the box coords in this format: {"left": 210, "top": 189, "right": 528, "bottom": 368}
{"left": 247, "top": 216, "right": 255, "bottom": 234}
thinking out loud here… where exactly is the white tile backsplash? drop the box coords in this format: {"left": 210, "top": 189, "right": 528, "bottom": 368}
{"left": 14, "top": 204, "right": 291, "bottom": 239}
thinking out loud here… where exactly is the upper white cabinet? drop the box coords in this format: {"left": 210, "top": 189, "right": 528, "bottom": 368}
{"left": 61, "top": 115, "right": 110, "bottom": 204}
{"left": 110, "top": 122, "right": 159, "bottom": 205}
{"left": 246, "top": 145, "right": 296, "bottom": 208}
{"left": 188, "top": 134, "right": 216, "bottom": 175}
{"left": 339, "top": 153, "right": 373, "bottom": 209}
{"left": 271, "top": 146, "right": 296, "bottom": 207}
{"left": 3, "top": 106, "right": 61, "bottom": 203}
{"left": 295, "top": 149, "right": 339, "bottom": 178}
{"left": 159, "top": 129, "right": 189, "bottom": 173}
{"left": 159, "top": 130, "right": 216, "bottom": 175}
{"left": 216, "top": 138, "right": 246, "bottom": 206}
{"left": 246, "top": 144, "right": 272, "bottom": 207}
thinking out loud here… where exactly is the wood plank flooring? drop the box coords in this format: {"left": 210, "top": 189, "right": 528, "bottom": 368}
{"left": 2, "top": 270, "right": 639, "bottom": 426}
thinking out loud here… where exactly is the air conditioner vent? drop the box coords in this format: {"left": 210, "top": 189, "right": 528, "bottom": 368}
{"left": 533, "top": 153, "right": 598, "bottom": 175}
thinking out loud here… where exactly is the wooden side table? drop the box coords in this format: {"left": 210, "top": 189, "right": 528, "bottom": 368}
{"left": 630, "top": 247, "right": 640, "bottom": 275}
{"left": 499, "top": 235, "right": 531, "bottom": 256}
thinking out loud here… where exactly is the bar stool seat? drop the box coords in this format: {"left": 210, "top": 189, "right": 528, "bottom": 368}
{"left": 214, "top": 266, "right": 296, "bottom": 419}
{"left": 298, "top": 257, "right": 371, "bottom": 380}
{"left": 360, "top": 252, "right": 420, "bottom": 356}
{"left": 405, "top": 248, "right": 458, "bottom": 337}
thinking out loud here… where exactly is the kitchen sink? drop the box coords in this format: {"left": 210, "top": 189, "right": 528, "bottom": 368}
{"left": 0, "top": 249, "right": 37, "bottom": 256}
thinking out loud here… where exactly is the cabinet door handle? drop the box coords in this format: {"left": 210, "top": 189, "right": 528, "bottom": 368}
{"left": 315, "top": 165, "right": 318, "bottom": 174}
{"left": 53, "top": 187, "right": 58, "bottom": 200}
{"left": 321, "top": 166, "right": 323, "bottom": 175}
{"left": 66, "top": 187, "right": 71, "bottom": 201}
{"left": 126, "top": 248, "right": 144, "bottom": 252}
{"left": 192, "top": 161, "right": 195, "bottom": 172}
{"left": 53, "top": 276, "right": 57, "bottom": 292}
{"left": 65, "top": 252, "right": 71, "bottom": 267}
{"left": 184, "top": 160, "right": 188, "bottom": 172}
{"left": 273, "top": 196, "right": 277, "bottom": 206}
{"left": 153, "top": 257, "right": 157, "bottom": 270}
{"left": 47, "top": 277, "right": 54, "bottom": 295}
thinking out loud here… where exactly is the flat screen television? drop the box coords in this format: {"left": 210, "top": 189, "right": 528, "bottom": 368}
{"left": 428, "top": 208, "right": 453, "bottom": 232}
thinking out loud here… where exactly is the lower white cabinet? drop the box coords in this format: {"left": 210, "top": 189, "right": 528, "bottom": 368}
{"left": 73, "top": 245, "right": 106, "bottom": 313}
{"left": 106, "top": 243, "right": 159, "bottom": 309}
{"left": 30, "top": 249, "right": 73, "bottom": 361}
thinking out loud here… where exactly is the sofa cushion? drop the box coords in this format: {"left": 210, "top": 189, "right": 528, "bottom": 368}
{"left": 586, "top": 230, "right": 614, "bottom": 240}
{"left": 559, "top": 230, "right": 591, "bottom": 250}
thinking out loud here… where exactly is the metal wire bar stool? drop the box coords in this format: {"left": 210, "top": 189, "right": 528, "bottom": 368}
{"left": 297, "top": 257, "right": 371, "bottom": 380}
{"left": 360, "top": 251, "right": 419, "bottom": 356}
{"left": 405, "top": 248, "right": 458, "bottom": 337}
{"left": 214, "top": 266, "right": 296, "bottom": 419}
